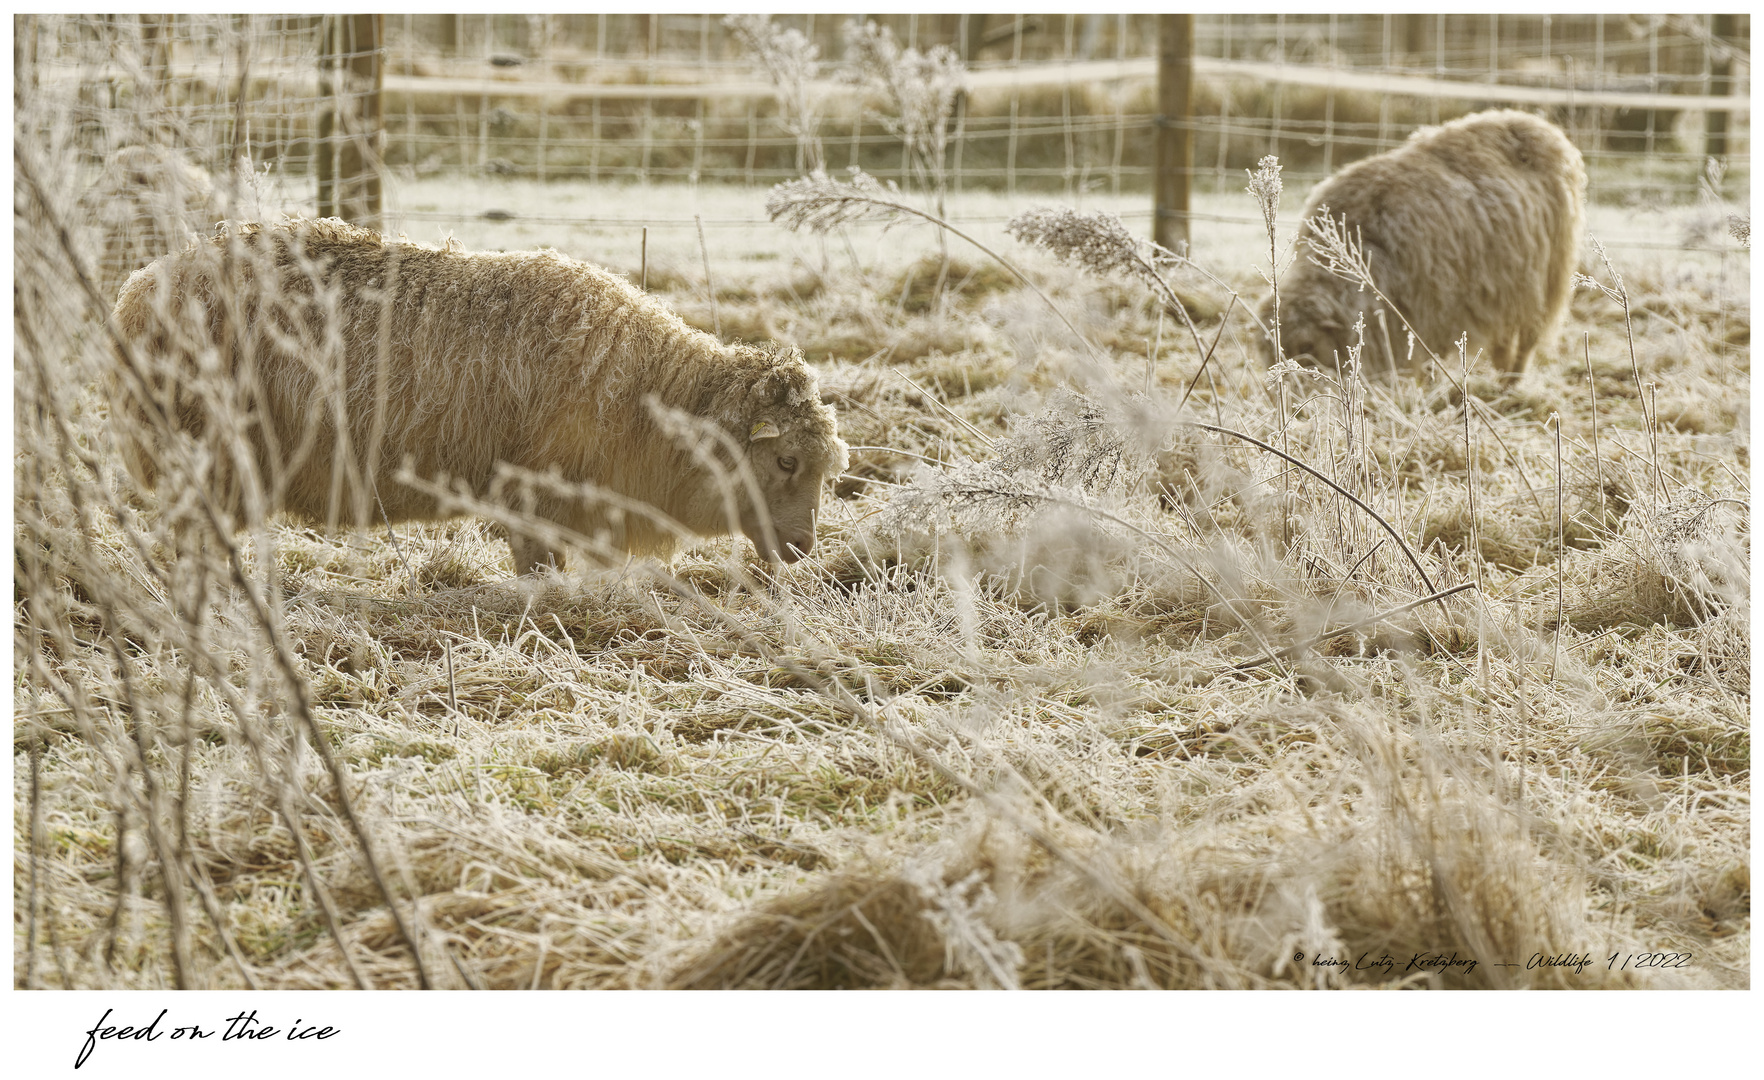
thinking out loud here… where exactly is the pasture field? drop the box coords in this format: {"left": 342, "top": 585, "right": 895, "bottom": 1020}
{"left": 14, "top": 168, "right": 1750, "bottom": 990}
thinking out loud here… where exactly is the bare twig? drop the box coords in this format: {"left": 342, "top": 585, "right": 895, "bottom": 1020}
{"left": 696, "top": 213, "right": 720, "bottom": 337}
{"left": 1577, "top": 237, "right": 1656, "bottom": 510}
{"left": 894, "top": 369, "right": 997, "bottom": 451}
{"left": 1176, "top": 293, "right": 1239, "bottom": 415}
{"left": 1584, "top": 332, "right": 1606, "bottom": 521}
{"left": 1189, "top": 421, "right": 1440, "bottom": 596}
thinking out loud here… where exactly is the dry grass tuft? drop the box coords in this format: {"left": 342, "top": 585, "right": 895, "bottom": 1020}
{"left": 1563, "top": 492, "right": 1748, "bottom": 631}
{"left": 888, "top": 254, "right": 1018, "bottom": 315}
{"left": 668, "top": 708, "right": 1676, "bottom": 989}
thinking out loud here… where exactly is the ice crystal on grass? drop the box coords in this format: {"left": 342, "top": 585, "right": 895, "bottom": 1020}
{"left": 1650, "top": 493, "right": 1750, "bottom": 616}
{"left": 766, "top": 168, "right": 911, "bottom": 234}
{"left": 1574, "top": 236, "right": 1631, "bottom": 305}
{"left": 1565, "top": 491, "right": 1749, "bottom": 631}
{"left": 994, "top": 390, "right": 1150, "bottom": 494}
{"left": 860, "top": 392, "right": 1162, "bottom": 612}
{"left": 1302, "top": 204, "right": 1378, "bottom": 291}
{"left": 1246, "top": 155, "right": 1284, "bottom": 237}
{"left": 903, "top": 862, "right": 1024, "bottom": 991}
{"left": 876, "top": 458, "right": 1077, "bottom": 542}
{"left": 877, "top": 392, "right": 1152, "bottom": 537}
{"left": 1006, "top": 207, "right": 1146, "bottom": 282}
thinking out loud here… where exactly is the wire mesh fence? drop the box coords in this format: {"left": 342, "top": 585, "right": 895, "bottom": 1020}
{"left": 15, "top": 11, "right": 1752, "bottom": 267}
{"left": 374, "top": 13, "right": 1750, "bottom": 201}
{"left": 18, "top": 15, "right": 330, "bottom": 200}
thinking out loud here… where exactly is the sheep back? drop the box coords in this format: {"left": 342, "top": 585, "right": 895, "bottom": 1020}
{"left": 1260, "top": 109, "right": 1586, "bottom": 378}
{"left": 110, "top": 217, "right": 846, "bottom": 569}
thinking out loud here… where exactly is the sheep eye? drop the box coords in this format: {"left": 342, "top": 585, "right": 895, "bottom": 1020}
{"left": 777, "top": 456, "right": 798, "bottom": 473}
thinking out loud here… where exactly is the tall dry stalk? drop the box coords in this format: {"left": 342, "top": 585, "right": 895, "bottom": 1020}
{"left": 1576, "top": 237, "right": 1658, "bottom": 512}
{"left": 724, "top": 14, "right": 827, "bottom": 174}
{"left": 839, "top": 19, "right": 965, "bottom": 219}
{"left": 1583, "top": 332, "right": 1606, "bottom": 522}
{"left": 696, "top": 213, "right": 720, "bottom": 337}
{"left": 1247, "top": 155, "right": 1287, "bottom": 363}
{"left": 1245, "top": 156, "right": 1303, "bottom": 548}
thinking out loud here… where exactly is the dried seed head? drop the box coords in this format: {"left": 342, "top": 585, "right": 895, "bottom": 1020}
{"left": 765, "top": 168, "right": 908, "bottom": 233}
{"left": 1006, "top": 207, "right": 1146, "bottom": 281}
{"left": 725, "top": 15, "right": 827, "bottom": 171}
{"left": 1246, "top": 155, "right": 1284, "bottom": 233}
{"left": 841, "top": 19, "right": 965, "bottom": 137}
{"left": 724, "top": 14, "right": 822, "bottom": 84}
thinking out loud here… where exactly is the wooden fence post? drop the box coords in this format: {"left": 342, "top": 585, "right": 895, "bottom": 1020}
{"left": 1705, "top": 13, "right": 1736, "bottom": 160}
{"left": 1154, "top": 14, "right": 1193, "bottom": 253}
{"left": 318, "top": 13, "right": 383, "bottom": 227}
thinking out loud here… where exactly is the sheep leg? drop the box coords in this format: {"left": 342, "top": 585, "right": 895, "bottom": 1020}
{"left": 507, "top": 531, "right": 565, "bottom": 575}
{"left": 1509, "top": 326, "right": 1541, "bottom": 376}
{"left": 1486, "top": 335, "right": 1519, "bottom": 377}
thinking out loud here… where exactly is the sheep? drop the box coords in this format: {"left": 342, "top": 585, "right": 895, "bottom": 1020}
{"left": 110, "top": 217, "right": 848, "bottom": 572}
{"left": 1259, "top": 109, "right": 1586, "bottom": 378}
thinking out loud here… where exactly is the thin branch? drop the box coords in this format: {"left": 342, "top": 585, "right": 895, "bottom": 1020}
{"left": 1189, "top": 421, "right": 1440, "bottom": 596}
{"left": 1176, "top": 293, "right": 1239, "bottom": 414}
{"left": 893, "top": 369, "right": 997, "bottom": 451}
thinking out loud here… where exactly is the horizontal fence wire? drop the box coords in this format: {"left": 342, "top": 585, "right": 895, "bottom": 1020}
{"left": 16, "top": 12, "right": 1753, "bottom": 252}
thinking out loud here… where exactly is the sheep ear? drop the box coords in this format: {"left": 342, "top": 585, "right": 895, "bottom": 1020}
{"left": 749, "top": 420, "right": 782, "bottom": 442}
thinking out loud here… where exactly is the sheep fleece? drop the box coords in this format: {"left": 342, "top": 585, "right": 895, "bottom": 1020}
{"left": 112, "top": 217, "right": 847, "bottom": 570}
{"left": 1261, "top": 109, "right": 1586, "bottom": 376}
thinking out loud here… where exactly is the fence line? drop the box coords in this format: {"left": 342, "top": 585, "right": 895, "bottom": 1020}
{"left": 1198, "top": 57, "right": 1750, "bottom": 113}
{"left": 32, "top": 53, "right": 1751, "bottom": 115}
{"left": 370, "top": 58, "right": 1751, "bottom": 114}
{"left": 15, "top": 12, "right": 1753, "bottom": 258}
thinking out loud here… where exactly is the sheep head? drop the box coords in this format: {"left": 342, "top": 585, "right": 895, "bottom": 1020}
{"left": 731, "top": 350, "right": 848, "bottom": 563}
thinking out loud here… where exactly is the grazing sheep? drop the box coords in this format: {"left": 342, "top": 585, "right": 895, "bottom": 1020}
{"left": 111, "top": 217, "right": 847, "bottom": 571}
{"left": 1260, "top": 109, "right": 1586, "bottom": 378}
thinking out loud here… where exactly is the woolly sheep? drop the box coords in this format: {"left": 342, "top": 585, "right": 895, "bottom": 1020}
{"left": 110, "top": 217, "right": 848, "bottom": 572}
{"left": 1259, "top": 109, "right": 1586, "bottom": 378}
